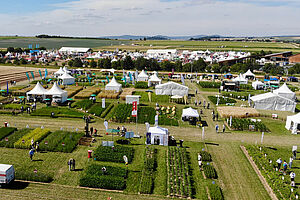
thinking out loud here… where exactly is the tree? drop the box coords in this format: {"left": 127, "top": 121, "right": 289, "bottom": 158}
{"left": 90, "top": 60, "right": 97, "bottom": 68}
{"left": 7, "top": 47, "right": 14, "bottom": 52}
{"left": 73, "top": 58, "right": 83, "bottom": 68}
{"left": 192, "top": 59, "right": 206, "bottom": 72}
{"left": 211, "top": 64, "right": 220, "bottom": 73}
{"left": 103, "top": 58, "right": 111, "bottom": 69}
{"left": 20, "top": 58, "right": 27, "bottom": 65}
{"left": 68, "top": 60, "right": 74, "bottom": 67}
{"left": 121, "top": 56, "right": 133, "bottom": 70}
{"left": 97, "top": 59, "right": 104, "bottom": 68}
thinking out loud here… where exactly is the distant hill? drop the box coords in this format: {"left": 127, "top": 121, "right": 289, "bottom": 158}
{"left": 103, "top": 35, "right": 224, "bottom": 40}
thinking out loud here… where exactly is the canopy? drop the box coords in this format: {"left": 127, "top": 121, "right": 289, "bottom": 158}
{"left": 273, "top": 83, "right": 296, "bottom": 101}
{"left": 233, "top": 73, "right": 248, "bottom": 84}
{"left": 58, "top": 71, "right": 75, "bottom": 85}
{"left": 250, "top": 92, "right": 296, "bottom": 112}
{"left": 182, "top": 107, "right": 199, "bottom": 118}
{"left": 137, "top": 70, "right": 148, "bottom": 82}
{"left": 149, "top": 126, "right": 168, "bottom": 135}
{"left": 27, "top": 82, "right": 48, "bottom": 95}
{"left": 243, "top": 69, "right": 255, "bottom": 78}
{"left": 54, "top": 67, "right": 65, "bottom": 77}
{"left": 148, "top": 74, "right": 162, "bottom": 87}
{"left": 105, "top": 77, "right": 122, "bottom": 92}
{"left": 252, "top": 80, "right": 264, "bottom": 90}
{"left": 171, "top": 95, "right": 183, "bottom": 99}
{"left": 285, "top": 113, "right": 300, "bottom": 134}
{"left": 148, "top": 126, "right": 169, "bottom": 146}
{"left": 155, "top": 81, "right": 189, "bottom": 96}
{"left": 45, "top": 82, "right": 68, "bottom": 103}
{"left": 101, "top": 68, "right": 116, "bottom": 74}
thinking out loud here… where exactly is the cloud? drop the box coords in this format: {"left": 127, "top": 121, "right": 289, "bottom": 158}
{"left": 0, "top": 0, "right": 299, "bottom": 36}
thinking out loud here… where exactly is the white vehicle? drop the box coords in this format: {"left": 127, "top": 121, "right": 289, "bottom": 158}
{"left": 0, "top": 164, "right": 15, "bottom": 186}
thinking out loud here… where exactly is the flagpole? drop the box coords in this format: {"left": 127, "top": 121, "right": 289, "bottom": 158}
{"left": 136, "top": 106, "right": 138, "bottom": 135}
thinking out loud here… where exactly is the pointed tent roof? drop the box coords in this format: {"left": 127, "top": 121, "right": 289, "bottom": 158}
{"left": 59, "top": 71, "right": 75, "bottom": 79}
{"left": 182, "top": 107, "right": 199, "bottom": 118}
{"left": 273, "top": 83, "right": 294, "bottom": 94}
{"left": 27, "top": 82, "right": 48, "bottom": 95}
{"left": 149, "top": 74, "right": 161, "bottom": 82}
{"left": 233, "top": 73, "right": 248, "bottom": 82}
{"left": 288, "top": 113, "right": 300, "bottom": 123}
{"left": 148, "top": 126, "right": 168, "bottom": 135}
{"left": 106, "top": 77, "right": 121, "bottom": 87}
{"left": 138, "top": 70, "right": 148, "bottom": 78}
{"left": 54, "top": 67, "right": 65, "bottom": 75}
{"left": 244, "top": 69, "right": 255, "bottom": 77}
{"left": 156, "top": 81, "right": 188, "bottom": 90}
{"left": 46, "top": 82, "right": 67, "bottom": 95}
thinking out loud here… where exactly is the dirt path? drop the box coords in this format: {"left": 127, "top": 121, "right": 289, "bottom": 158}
{"left": 240, "top": 145, "right": 278, "bottom": 200}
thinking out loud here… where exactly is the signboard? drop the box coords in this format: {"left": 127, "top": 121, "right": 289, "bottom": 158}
{"left": 102, "top": 141, "right": 114, "bottom": 147}
{"left": 102, "top": 98, "right": 105, "bottom": 108}
{"left": 132, "top": 101, "right": 137, "bottom": 117}
{"left": 249, "top": 125, "right": 255, "bottom": 131}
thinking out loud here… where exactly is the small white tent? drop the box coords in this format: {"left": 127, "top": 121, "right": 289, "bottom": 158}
{"left": 137, "top": 70, "right": 149, "bottom": 82}
{"left": 250, "top": 92, "right": 296, "bottom": 112}
{"left": 105, "top": 77, "right": 122, "bottom": 92}
{"left": 58, "top": 71, "right": 75, "bottom": 85}
{"left": 148, "top": 74, "right": 162, "bottom": 87}
{"left": 54, "top": 67, "right": 65, "bottom": 78}
{"left": 243, "top": 69, "right": 255, "bottom": 79}
{"left": 148, "top": 126, "right": 169, "bottom": 146}
{"left": 26, "top": 82, "right": 48, "bottom": 100}
{"left": 252, "top": 80, "right": 264, "bottom": 90}
{"left": 285, "top": 113, "right": 300, "bottom": 134}
{"left": 182, "top": 107, "right": 199, "bottom": 118}
{"left": 155, "top": 81, "right": 189, "bottom": 96}
{"left": 273, "top": 83, "right": 296, "bottom": 101}
{"left": 233, "top": 73, "right": 248, "bottom": 84}
{"left": 45, "top": 82, "right": 68, "bottom": 103}
{"left": 63, "top": 66, "right": 71, "bottom": 74}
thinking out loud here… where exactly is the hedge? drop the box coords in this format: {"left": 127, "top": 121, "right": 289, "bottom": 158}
{"left": 74, "top": 99, "right": 93, "bottom": 110}
{"left": 134, "top": 81, "right": 148, "bottom": 89}
{"left": 231, "top": 118, "right": 269, "bottom": 132}
{"left": 31, "top": 107, "right": 85, "bottom": 118}
{"left": 208, "top": 184, "right": 224, "bottom": 200}
{"left": 0, "top": 129, "right": 31, "bottom": 148}
{"left": 85, "top": 164, "right": 127, "bottom": 178}
{"left": 0, "top": 127, "right": 17, "bottom": 140}
{"left": 0, "top": 104, "right": 30, "bottom": 110}
{"left": 208, "top": 96, "right": 236, "bottom": 105}
{"left": 199, "top": 81, "right": 221, "bottom": 88}
{"left": 94, "top": 145, "right": 134, "bottom": 163}
{"left": 89, "top": 103, "right": 111, "bottom": 117}
{"left": 55, "top": 132, "right": 84, "bottom": 153}
{"left": 14, "top": 128, "right": 51, "bottom": 149}
{"left": 199, "top": 151, "right": 212, "bottom": 162}
{"left": 203, "top": 164, "right": 218, "bottom": 179}
{"left": 100, "top": 103, "right": 114, "bottom": 118}
{"left": 139, "top": 147, "right": 156, "bottom": 194}
{"left": 15, "top": 171, "right": 53, "bottom": 183}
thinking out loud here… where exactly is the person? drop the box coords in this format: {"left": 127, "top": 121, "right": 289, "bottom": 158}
{"left": 29, "top": 149, "right": 34, "bottom": 161}
{"left": 216, "top": 113, "right": 219, "bottom": 121}
{"left": 198, "top": 100, "right": 201, "bottom": 106}
{"left": 283, "top": 161, "right": 288, "bottom": 173}
{"left": 94, "top": 128, "right": 98, "bottom": 136}
{"left": 27, "top": 107, "right": 30, "bottom": 114}
{"left": 203, "top": 101, "right": 206, "bottom": 108}
{"left": 90, "top": 127, "right": 93, "bottom": 136}
{"left": 222, "top": 124, "right": 226, "bottom": 133}
{"left": 35, "top": 142, "right": 39, "bottom": 153}
{"left": 207, "top": 102, "right": 210, "bottom": 109}
{"left": 215, "top": 124, "right": 219, "bottom": 133}
{"left": 31, "top": 138, "right": 34, "bottom": 146}
{"left": 198, "top": 153, "right": 202, "bottom": 168}
{"left": 195, "top": 89, "right": 198, "bottom": 95}
{"left": 72, "top": 158, "right": 75, "bottom": 171}
{"left": 289, "top": 156, "right": 293, "bottom": 169}
{"left": 290, "top": 171, "right": 296, "bottom": 187}
{"left": 121, "top": 126, "right": 125, "bottom": 133}
{"left": 276, "top": 158, "right": 282, "bottom": 170}
{"left": 194, "top": 99, "right": 197, "bottom": 106}
{"left": 68, "top": 158, "right": 73, "bottom": 171}
{"left": 212, "top": 114, "right": 215, "bottom": 121}
{"left": 293, "top": 149, "right": 297, "bottom": 160}
{"left": 200, "top": 109, "right": 203, "bottom": 115}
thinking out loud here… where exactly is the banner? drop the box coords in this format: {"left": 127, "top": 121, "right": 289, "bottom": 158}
{"left": 104, "top": 120, "right": 108, "bottom": 130}
{"left": 44, "top": 69, "right": 48, "bottom": 79}
{"left": 38, "top": 69, "right": 43, "bottom": 79}
{"left": 30, "top": 71, "right": 35, "bottom": 80}
{"left": 132, "top": 101, "right": 137, "bottom": 117}
{"left": 106, "top": 76, "right": 110, "bottom": 83}
{"left": 155, "top": 115, "right": 158, "bottom": 126}
{"left": 6, "top": 81, "right": 9, "bottom": 95}
{"left": 102, "top": 98, "right": 105, "bottom": 108}
{"left": 26, "top": 72, "right": 30, "bottom": 81}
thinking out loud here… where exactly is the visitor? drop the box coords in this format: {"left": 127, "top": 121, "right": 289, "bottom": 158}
{"left": 292, "top": 150, "right": 297, "bottom": 160}
{"left": 35, "top": 142, "right": 39, "bottom": 153}
{"left": 200, "top": 109, "right": 203, "bottom": 115}
{"left": 212, "top": 114, "right": 215, "bottom": 121}
{"left": 276, "top": 158, "right": 282, "bottom": 170}
{"left": 203, "top": 101, "right": 206, "bottom": 108}
{"left": 29, "top": 149, "right": 34, "bottom": 161}
{"left": 194, "top": 99, "right": 197, "bottom": 106}
{"left": 94, "top": 128, "right": 98, "bottom": 136}
{"left": 215, "top": 124, "right": 219, "bottom": 133}
{"left": 283, "top": 161, "right": 288, "bottom": 173}
{"left": 72, "top": 159, "right": 75, "bottom": 171}
{"left": 289, "top": 156, "right": 293, "bottom": 169}
{"left": 195, "top": 89, "right": 198, "bottom": 95}
{"left": 207, "top": 102, "right": 210, "bottom": 109}
{"left": 198, "top": 100, "right": 201, "bottom": 106}
{"left": 68, "top": 158, "right": 73, "bottom": 171}
{"left": 90, "top": 127, "right": 93, "bottom": 136}
{"left": 290, "top": 171, "right": 296, "bottom": 187}
{"left": 198, "top": 153, "right": 202, "bottom": 168}
{"left": 216, "top": 113, "right": 219, "bottom": 121}
{"left": 222, "top": 124, "right": 226, "bottom": 133}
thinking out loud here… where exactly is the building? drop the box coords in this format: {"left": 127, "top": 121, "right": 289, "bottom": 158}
{"left": 58, "top": 47, "right": 91, "bottom": 54}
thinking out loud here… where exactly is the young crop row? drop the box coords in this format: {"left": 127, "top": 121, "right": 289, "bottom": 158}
{"left": 246, "top": 146, "right": 299, "bottom": 199}
{"left": 208, "top": 96, "right": 236, "bottom": 105}
{"left": 0, "top": 127, "right": 17, "bottom": 140}
{"left": 74, "top": 99, "right": 93, "bottom": 110}
{"left": 0, "top": 129, "right": 32, "bottom": 148}
{"left": 88, "top": 103, "right": 111, "bottom": 117}
{"left": 14, "top": 128, "right": 51, "bottom": 149}
{"left": 230, "top": 118, "right": 269, "bottom": 132}
{"left": 199, "top": 81, "right": 221, "bottom": 88}
{"left": 139, "top": 146, "right": 156, "bottom": 194}
{"left": 167, "top": 147, "right": 192, "bottom": 198}
{"left": 94, "top": 145, "right": 134, "bottom": 163}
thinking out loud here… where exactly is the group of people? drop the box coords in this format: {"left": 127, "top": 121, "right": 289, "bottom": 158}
{"left": 194, "top": 99, "right": 210, "bottom": 110}
{"left": 67, "top": 158, "right": 76, "bottom": 171}
{"left": 215, "top": 124, "right": 226, "bottom": 133}
{"left": 276, "top": 149, "right": 297, "bottom": 187}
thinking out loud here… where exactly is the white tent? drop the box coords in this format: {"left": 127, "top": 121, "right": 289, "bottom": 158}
{"left": 243, "top": 69, "right": 255, "bottom": 79}
{"left": 54, "top": 67, "right": 65, "bottom": 78}
{"left": 233, "top": 73, "right": 248, "bottom": 84}
{"left": 63, "top": 66, "right": 71, "bottom": 74}
{"left": 285, "top": 113, "right": 300, "bottom": 134}
{"left": 26, "top": 82, "right": 48, "bottom": 100}
{"left": 155, "top": 81, "right": 189, "bottom": 96}
{"left": 252, "top": 80, "right": 264, "bottom": 90}
{"left": 148, "top": 74, "right": 162, "bottom": 87}
{"left": 58, "top": 71, "right": 75, "bottom": 85}
{"left": 148, "top": 126, "right": 169, "bottom": 146}
{"left": 105, "top": 77, "right": 122, "bottom": 92}
{"left": 137, "top": 70, "right": 148, "bottom": 82}
{"left": 45, "top": 82, "right": 68, "bottom": 103}
{"left": 101, "top": 68, "right": 116, "bottom": 74}
{"left": 182, "top": 107, "right": 199, "bottom": 118}
{"left": 273, "top": 83, "right": 296, "bottom": 101}
{"left": 250, "top": 92, "right": 296, "bottom": 112}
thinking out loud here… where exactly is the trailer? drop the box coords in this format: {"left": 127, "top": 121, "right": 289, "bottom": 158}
{"left": 0, "top": 164, "right": 15, "bottom": 187}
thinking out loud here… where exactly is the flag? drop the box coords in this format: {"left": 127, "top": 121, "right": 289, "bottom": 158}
{"left": 30, "top": 71, "right": 35, "bottom": 80}
{"left": 26, "top": 72, "right": 30, "bottom": 81}
{"left": 38, "top": 69, "right": 42, "bottom": 79}
{"left": 155, "top": 115, "right": 158, "bottom": 126}
{"left": 6, "top": 81, "right": 9, "bottom": 95}
{"left": 181, "top": 74, "right": 185, "bottom": 85}
{"left": 106, "top": 76, "right": 110, "bottom": 83}
{"left": 44, "top": 69, "right": 48, "bottom": 79}
{"left": 128, "top": 72, "right": 132, "bottom": 81}
{"left": 132, "top": 101, "right": 137, "bottom": 117}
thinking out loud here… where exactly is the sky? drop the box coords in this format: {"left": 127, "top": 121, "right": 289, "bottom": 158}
{"left": 0, "top": 0, "right": 300, "bottom": 37}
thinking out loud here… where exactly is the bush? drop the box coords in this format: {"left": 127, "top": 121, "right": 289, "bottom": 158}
{"left": 0, "top": 127, "right": 17, "bottom": 140}
{"left": 231, "top": 118, "right": 269, "bottom": 132}
{"left": 89, "top": 103, "right": 111, "bottom": 117}
{"left": 203, "top": 164, "right": 218, "bottom": 179}
{"left": 15, "top": 171, "right": 53, "bottom": 183}
{"left": 0, "top": 129, "right": 31, "bottom": 148}
{"left": 208, "top": 96, "right": 236, "bottom": 105}
{"left": 100, "top": 103, "right": 114, "bottom": 118}
{"left": 14, "top": 128, "right": 50, "bottom": 149}
{"left": 116, "top": 139, "right": 130, "bottom": 145}
{"left": 94, "top": 145, "right": 134, "bottom": 163}
{"left": 85, "top": 164, "right": 127, "bottom": 178}
{"left": 79, "top": 175, "right": 125, "bottom": 190}
{"left": 208, "top": 184, "right": 224, "bottom": 200}
{"left": 134, "top": 81, "right": 148, "bottom": 89}
{"left": 74, "top": 99, "right": 93, "bottom": 110}
{"left": 31, "top": 107, "right": 85, "bottom": 118}
{"left": 199, "top": 151, "right": 212, "bottom": 162}
{"left": 199, "top": 81, "right": 221, "bottom": 88}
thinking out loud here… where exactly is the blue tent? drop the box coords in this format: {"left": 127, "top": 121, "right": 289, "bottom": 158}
{"left": 270, "top": 77, "right": 278, "bottom": 81}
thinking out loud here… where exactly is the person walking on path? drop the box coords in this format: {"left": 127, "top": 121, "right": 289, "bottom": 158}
{"left": 283, "top": 161, "right": 288, "bottom": 174}
{"left": 72, "top": 158, "right": 75, "bottom": 171}
{"left": 276, "top": 158, "right": 282, "bottom": 170}
{"left": 216, "top": 113, "right": 219, "bottom": 121}
{"left": 290, "top": 171, "right": 296, "bottom": 187}
{"left": 222, "top": 124, "right": 226, "bottom": 133}
{"left": 29, "top": 149, "right": 34, "bottom": 161}
{"left": 289, "top": 156, "right": 293, "bottom": 169}
{"left": 203, "top": 101, "right": 206, "bottom": 108}
{"left": 207, "top": 102, "right": 210, "bottom": 109}
{"left": 215, "top": 124, "right": 219, "bottom": 133}
{"left": 35, "top": 142, "right": 39, "bottom": 153}
{"left": 68, "top": 158, "right": 73, "bottom": 171}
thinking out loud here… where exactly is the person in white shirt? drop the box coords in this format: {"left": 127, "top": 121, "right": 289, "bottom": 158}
{"left": 289, "top": 156, "right": 293, "bottom": 169}
{"left": 290, "top": 172, "right": 296, "bottom": 187}
{"left": 276, "top": 158, "right": 282, "bottom": 169}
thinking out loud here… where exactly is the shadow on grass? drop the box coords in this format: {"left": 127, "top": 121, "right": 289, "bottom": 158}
{"left": 73, "top": 169, "right": 83, "bottom": 172}
{"left": 3, "top": 181, "right": 29, "bottom": 190}
{"left": 266, "top": 147, "right": 277, "bottom": 151}
{"left": 32, "top": 159, "right": 43, "bottom": 162}
{"left": 205, "top": 142, "right": 219, "bottom": 146}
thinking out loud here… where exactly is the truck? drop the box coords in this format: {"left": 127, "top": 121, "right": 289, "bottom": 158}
{"left": 0, "top": 164, "right": 15, "bottom": 187}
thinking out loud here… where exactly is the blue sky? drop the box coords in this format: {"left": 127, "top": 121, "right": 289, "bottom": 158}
{"left": 0, "top": 0, "right": 299, "bottom": 37}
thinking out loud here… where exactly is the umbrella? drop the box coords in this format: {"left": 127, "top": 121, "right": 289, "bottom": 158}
{"left": 106, "top": 129, "right": 120, "bottom": 133}
{"left": 145, "top": 89, "right": 153, "bottom": 93}
{"left": 0, "top": 89, "right": 6, "bottom": 92}
{"left": 44, "top": 98, "right": 51, "bottom": 101}
{"left": 67, "top": 98, "right": 73, "bottom": 101}
{"left": 91, "top": 94, "right": 97, "bottom": 97}
{"left": 18, "top": 96, "right": 25, "bottom": 99}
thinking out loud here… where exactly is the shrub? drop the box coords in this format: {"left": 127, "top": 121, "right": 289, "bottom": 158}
{"left": 116, "top": 139, "right": 130, "bottom": 145}
{"left": 134, "top": 81, "right": 148, "bottom": 89}
{"left": 199, "top": 151, "right": 212, "bottom": 162}
{"left": 79, "top": 175, "right": 125, "bottom": 190}
{"left": 94, "top": 145, "right": 134, "bottom": 163}
{"left": 89, "top": 103, "right": 111, "bottom": 117}
{"left": 208, "top": 184, "right": 224, "bottom": 200}
{"left": 208, "top": 96, "right": 236, "bottom": 105}
{"left": 86, "top": 164, "right": 127, "bottom": 178}
{"left": 203, "top": 164, "right": 218, "bottom": 179}
{"left": 231, "top": 118, "right": 269, "bottom": 132}
{"left": 31, "top": 107, "right": 85, "bottom": 118}
{"left": 0, "top": 127, "right": 17, "bottom": 140}
{"left": 15, "top": 171, "right": 53, "bottom": 183}
{"left": 0, "top": 129, "right": 31, "bottom": 148}
{"left": 14, "top": 128, "right": 51, "bottom": 149}
{"left": 199, "top": 81, "right": 221, "bottom": 88}
{"left": 74, "top": 99, "right": 93, "bottom": 110}
{"left": 100, "top": 103, "right": 114, "bottom": 118}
